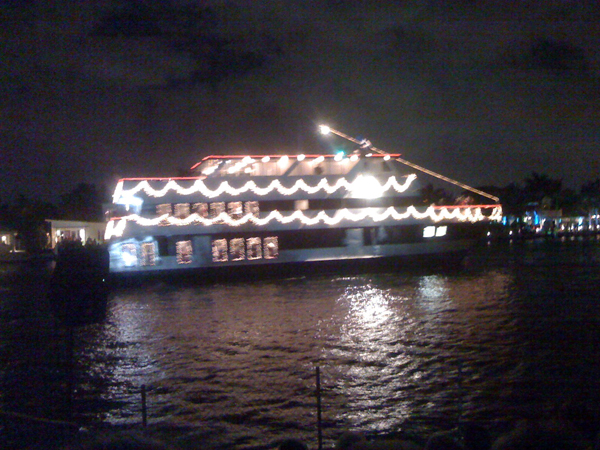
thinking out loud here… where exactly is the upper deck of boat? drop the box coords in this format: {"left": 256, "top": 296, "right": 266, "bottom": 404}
{"left": 111, "top": 153, "right": 419, "bottom": 205}
{"left": 190, "top": 153, "right": 404, "bottom": 178}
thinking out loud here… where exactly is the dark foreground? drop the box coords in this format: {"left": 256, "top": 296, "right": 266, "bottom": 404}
{"left": 2, "top": 238, "right": 600, "bottom": 449}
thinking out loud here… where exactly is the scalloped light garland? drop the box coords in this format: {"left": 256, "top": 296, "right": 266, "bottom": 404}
{"left": 105, "top": 205, "right": 503, "bottom": 239}
{"left": 113, "top": 174, "right": 418, "bottom": 202}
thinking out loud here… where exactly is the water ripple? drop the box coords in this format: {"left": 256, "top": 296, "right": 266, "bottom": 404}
{"left": 3, "top": 241, "right": 600, "bottom": 448}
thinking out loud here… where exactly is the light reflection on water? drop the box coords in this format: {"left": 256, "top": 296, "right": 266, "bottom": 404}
{"left": 2, "top": 240, "right": 600, "bottom": 449}
{"left": 84, "top": 246, "right": 600, "bottom": 448}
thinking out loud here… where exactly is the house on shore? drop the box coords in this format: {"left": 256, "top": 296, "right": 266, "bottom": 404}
{"left": 45, "top": 219, "right": 106, "bottom": 249}
{"left": 0, "top": 226, "right": 20, "bottom": 255}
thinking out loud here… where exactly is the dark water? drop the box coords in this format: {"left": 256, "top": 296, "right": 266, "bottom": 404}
{"left": 2, "top": 238, "right": 600, "bottom": 449}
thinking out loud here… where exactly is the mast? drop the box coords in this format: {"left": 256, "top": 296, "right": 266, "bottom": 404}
{"left": 319, "top": 125, "right": 500, "bottom": 203}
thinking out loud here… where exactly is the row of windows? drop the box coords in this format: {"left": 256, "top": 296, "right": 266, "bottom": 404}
{"left": 155, "top": 201, "right": 260, "bottom": 219}
{"left": 119, "top": 236, "right": 279, "bottom": 267}
{"left": 143, "top": 197, "right": 421, "bottom": 219}
{"left": 118, "top": 225, "right": 453, "bottom": 268}
{"left": 212, "top": 237, "right": 278, "bottom": 262}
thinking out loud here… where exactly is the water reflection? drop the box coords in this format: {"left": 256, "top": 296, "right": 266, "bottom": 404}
{"left": 343, "top": 284, "right": 394, "bottom": 329}
{"left": 332, "top": 281, "right": 415, "bottom": 431}
{"left": 417, "top": 275, "right": 450, "bottom": 311}
{"left": 3, "top": 240, "right": 600, "bottom": 449}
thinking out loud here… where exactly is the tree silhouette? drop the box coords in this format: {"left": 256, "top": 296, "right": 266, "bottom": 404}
{"left": 523, "top": 172, "right": 562, "bottom": 208}
{"left": 58, "top": 183, "right": 110, "bottom": 222}
{"left": 3, "top": 196, "right": 57, "bottom": 253}
{"left": 580, "top": 178, "right": 600, "bottom": 214}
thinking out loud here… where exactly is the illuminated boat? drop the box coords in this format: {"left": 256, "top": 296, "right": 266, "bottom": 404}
{"left": 104, "top": 126, "right": 502, "bottom": 278}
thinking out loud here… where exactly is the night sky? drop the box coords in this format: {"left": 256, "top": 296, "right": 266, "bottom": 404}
{"left": 2, "top": 0, "right": 599, "bottom": 203}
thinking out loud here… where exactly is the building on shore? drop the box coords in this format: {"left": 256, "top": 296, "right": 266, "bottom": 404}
{"left": 45, "top": 219, "right": 106, "bottom": 249}
{"left": 0, "top": 227, "right": 20, "bottom": 255}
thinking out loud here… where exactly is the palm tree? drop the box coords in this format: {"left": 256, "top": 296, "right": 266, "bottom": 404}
{"left": 523, "top": 172, "right": 562, "bottom": 208}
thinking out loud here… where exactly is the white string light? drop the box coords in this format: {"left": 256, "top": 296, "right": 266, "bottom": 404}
{"left": 114, "top": 174, "right": 418, "bottom": 200}
{"left": 105, "top": 205, "right": 502, "bottom": 239}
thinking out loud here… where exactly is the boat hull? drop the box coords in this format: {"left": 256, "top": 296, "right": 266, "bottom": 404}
{"left": 107, "top": 237, "right": 478, "bottom": 284}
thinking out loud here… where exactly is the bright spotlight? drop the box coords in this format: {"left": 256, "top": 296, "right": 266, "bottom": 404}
{"left": 319, "top": 125, "right": 331, "bottom": 135}
{"left": 352, "top": 175, "right": 383, "bottom": 199}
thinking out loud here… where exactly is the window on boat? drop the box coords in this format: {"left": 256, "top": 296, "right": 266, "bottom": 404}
{"left": 276, "top": 229, "right": 345, "bottom": 249}
{"left": 254, "top": 160, "right": 279, "bottom": 176}
{"left": 156, "top": 203, "right": 172, "bottom": 217}
{"left": 176, "top": 240, "right": 193, "bottom": 264}
{"left": 244, "top": 201, "right": 259, "bottom": 217}
{"left": 212, "top": 238, "right": 228, "bottom": 262}
{"left": 192, "top": 202, "right": 209, "bottom": 218}
{"left": 141, "top": 242, "right": 156, "bottom": 266}
{"left": 174, "top": 203, "right": 190, "bottom": 219}
{"left": 294, "top": 200, "right": 309, "bottom": 211}
{"left": 423, "top": 226, "right": 447, "bottom": 238}
{"left": 210, "top": 202, "right": 226, "bottom": 220}
{"left": 263, "top": 236, "right": 279, "bottom": 259}
{"left": 246, "top": 237, "right": 262, "bottom": 259}
{"left": 229, "top": 238, "right": 245, "bottom": 261}
{"left": 228, "top": 202, "right": 243, "bottom": 220}
{"left": 121, "top": 243, "right": 138, "bottom": 267}
{"left": 259, "top": 199, "right": 294, "bottom": 212}
{"left": 156, "top": 236, "right": 168, "bottom": 256}
{"left": 140, "top": 204, "right": 156, "bottom": 217}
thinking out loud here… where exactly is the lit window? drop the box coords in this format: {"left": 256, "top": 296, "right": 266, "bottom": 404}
{"left": 264, "top": 236, "right": 279, "bottom": 259}
{"left": 435, "top": 226, "right": 447, "bottom": 237}
{"left": 174, "top": 203, "right": 190, "bottom": 219}
{"left": 121, "top": 243, "right": 138, "bottom": 267}
{"left": 294, "top": 200, "right": 309, "bottom": 210}
{"left": 212, "top": 239, "right": 228, "bottom": 262}
{"left": 176, "top": 240, "right": 193, "bottom": 264}
{"left": 423, "top": 226, "right": 435, "bottom": 238}
{"left": 156, "top": 204, "right": 172, "bottom": 216}
{"left": 244, "top": 201, "right": 259, "bottom": 217}
{"left": 230, "top": 238, "right": 245, "bottom": 261}
{"left": 141, "top": 242, "right": 156, "bottom": 266}
{"left": 247, "top": 237, "right": 262, "bottom": 260}
{"left": 228, "top": 202, "right": 243, "bottom": 219}
{"left": 210, "top": 202, "right": 226, "bottom": 219}
{"left": 192, "top": 202, "right": 208, "bottom": 218}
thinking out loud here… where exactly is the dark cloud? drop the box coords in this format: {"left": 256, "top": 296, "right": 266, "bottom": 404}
{"left": 1, "top": 0, "right": 599, "bottom": 203}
